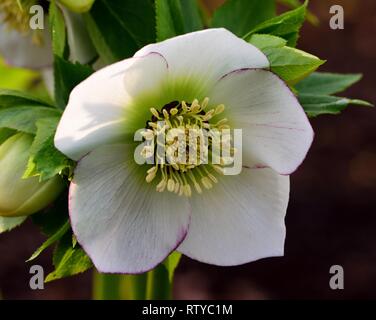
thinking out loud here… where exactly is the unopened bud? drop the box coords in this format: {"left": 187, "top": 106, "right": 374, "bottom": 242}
{"left": 58, "top": 0, "right": 95, "bottom": 13}
{"left": 0, "top": 134, "right": 64, "bottom": 217}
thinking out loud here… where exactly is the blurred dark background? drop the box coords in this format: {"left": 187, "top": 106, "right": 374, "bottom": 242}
{"left": 1, "top": 0, "right": 375, "bottom": 299}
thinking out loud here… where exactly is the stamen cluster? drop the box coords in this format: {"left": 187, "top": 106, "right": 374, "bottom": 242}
{"left": 140, "top": 98, "right": 232, "bottom": 197}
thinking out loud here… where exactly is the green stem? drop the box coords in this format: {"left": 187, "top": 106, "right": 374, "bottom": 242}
{"left": 93, "top": 271, "right": 122, "bottom": 300}
{"left": 120, "top": 274, "right": 148, "bottom": 300}
{"left": 146, "top": 264, "right": 172, "bottom": 300}
{"left": 93, "top": 270, "right": 148, "bottom": 300}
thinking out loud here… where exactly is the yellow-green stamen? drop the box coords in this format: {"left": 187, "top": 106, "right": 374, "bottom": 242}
{"left": 141, "top": 98, "right": 233, "bottom": 197}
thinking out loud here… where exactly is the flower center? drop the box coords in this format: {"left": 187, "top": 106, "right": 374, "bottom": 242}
{"left": 140, "top": 98, "right": 233, "bottom": 197}
{"left": 0, "top": 0, "right": 45, "bottom": 45}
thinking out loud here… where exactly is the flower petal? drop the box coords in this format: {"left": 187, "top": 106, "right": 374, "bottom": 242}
{"left": 135, "top": 28, "right": 269, "bottom": 94}
{"left": 122, "top": 52, "right": 168, "bottom": 102}
{"left": 178, "top": 167, "right": 289, "bottom": 266}
{"left": 69, "top": 144, "right": 191, "bottom": 274}
{"left": 54, "top": 52, "right": 168, "bottom": 160}
{"left": 209, "top": 69, "right": 314, "bottom": 174}
{"left": 0, "top": 23, "right": 52, "bottom": 69}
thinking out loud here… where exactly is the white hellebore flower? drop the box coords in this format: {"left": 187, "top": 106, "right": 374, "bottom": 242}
{"left": 0, "top": 1, "right": 52, "bottom": 69}
{"left": 0, "top": 1, "right": 95, "bottom": 69}
{"left": 55, "top": 29, "right": 314, "bottom": 274}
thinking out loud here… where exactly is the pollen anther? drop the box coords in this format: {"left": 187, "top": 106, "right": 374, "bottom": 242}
{"left": 143, "top": 97, "right": 232, "bottom": 196}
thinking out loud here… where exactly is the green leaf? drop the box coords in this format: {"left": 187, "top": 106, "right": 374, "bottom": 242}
{"left": 180, "top": 0, "right": 204, "bottom": 34}
{"left": 156, "top": 0, "right": 203, "bottom": 41}
{"left": 0, "top": 128, "right": 16, "bottom": 145}
{"left": 0, "top": 89, "right": 55, "bottom": 109}
{"left": 248, "top": 34, "right": 287, "bottom": 50}
{"left": 31, "top": 194, "right": 92, "bottom": 283}
{"left": 244, "top": 1, "right": 307, "bottom": 47}
{"left": 278, "top": 0, "right": 303, "bottom": 7}
{"left": 0, "top": 216, "right": 27, "bottom": 234}
{"left": 99, "top": 0, "right": 155, "bottom": 47}
{"left": 24, "top": 117, "right": 74, "bottom": 181}
{"left": 278, "top": 0, "right": 301, "bottom": 6}
{"left": 264, "top": 46, "right": 325, "bottom": 84}
{"left": 295, "top": 72, "right": 363, "bottom": 95}
{"left": 46, "top": 234, "right": 93, "bottom": 282}
{"left": 156, "top": 0, "right": 184, "bottom": 41}
{"left": 50, "top": 0, "right": 68, "bottom": 58}
{"left": 27, "top": 220, "right": 70, "bottom": 262}
{"left": 83, "top": 13, "right": 117, "bottom": 64}
{"left": 54, "top": 55, "right": 93, "bottom": 109}
{"left": 211, "top": 0, "right": 275, "bottom": 37}
{"left": 277, "top": 0, "right": 319, "bottom": 26}
{"left": 0, "top": 107, "right": 61, "bottom": 134}
{"left": 84, "top": 0, "right": 155, "bottom": 64}
{"left": 299, "top": 94, "right": 373, "bottom": 117}
{"left": 162, "top": 251, "right": 182, "bottom": 283}
{"left": 31, "top": 191, "right": 69, "bottom": 236}
{"left": 52, "top": 232, "right": 72, "bottom": 267}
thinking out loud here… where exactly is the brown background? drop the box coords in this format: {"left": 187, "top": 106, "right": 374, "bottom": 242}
{"left": 0, "top": 0, "right": 375, "bottom": 299}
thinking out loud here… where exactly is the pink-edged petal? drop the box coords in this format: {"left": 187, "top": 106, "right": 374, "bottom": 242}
{"left": 178, "top": 167, "right": 289, "bottom": 266}
{"left": 135, "top": 28, "right": 269, "bottom": 93}
{"left": 54, "top": 52, "right": 168, "bottom": 161}
{"left": 0, "top": 23, "right": 52, "bottom": 69}
{"left": 69, "top": 144, "right": 190, "bottom": 274}
{"left": 209, "top": 69, "right": 314, "bottom": 174}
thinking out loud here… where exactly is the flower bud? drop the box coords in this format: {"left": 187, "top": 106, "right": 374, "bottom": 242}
{"left": 0, "top": 133, "right": 64, "bottom": 217}
{"left": 58, "top": 0, "right": 96, "bottom": 13}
